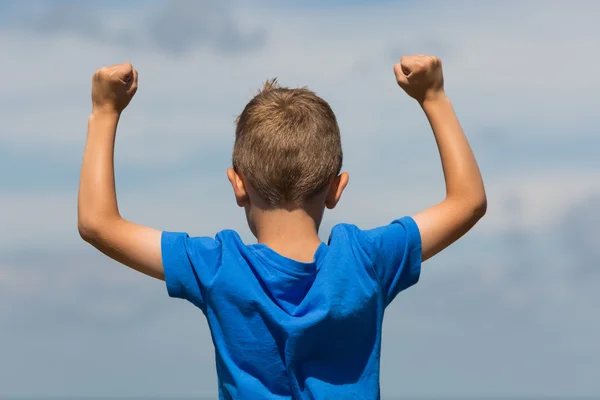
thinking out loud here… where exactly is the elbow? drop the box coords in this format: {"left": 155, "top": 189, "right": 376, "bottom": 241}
{"left": 473, "top": 196, "right": 487, "bottom": 221}
{"left": 472, "top": 194, "right": 487, "bottom": 221}
{"left": 78, "top": 214, "right": 122, "bottom": 243}
{"left": 448, "top": 191, "right": 487, "bottom": 224}
{"left": 78, "top": 214, "right": 108, "bottom": 244}
{"left": 78, "top": 218, "right": 99, "bottom": 243}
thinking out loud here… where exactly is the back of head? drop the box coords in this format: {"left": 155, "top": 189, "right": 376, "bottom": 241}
{"left": 233, "top": 79, "right": 342, "bottom": 209}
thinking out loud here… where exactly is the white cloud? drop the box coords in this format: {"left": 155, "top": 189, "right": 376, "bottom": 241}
{"left": 2, "top": 168, "right": 597, "bottom": 253}
{"left": 479, "top": 170, "right": 600, "bottom": 233}
{"left": 1, "top": 1, "right": 598, "bottom": 161}
{"left": 2, "top": 223, "right": 599, "bottom": 397}
{"left": 2, "top": 1, "right": 600, "bottom": 397}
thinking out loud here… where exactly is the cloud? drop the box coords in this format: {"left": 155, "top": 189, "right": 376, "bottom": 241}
{"left": 380, "top": 205, "right": 600, "bottom": 397}
{"left": 2, "top": 213, "right": 600, "bottom": 397}
{"left": 558, "top": 193, "right": 600, "bottom": 278}
{"left": 0, "top": 247, "right": 167, "bottom": 328}
{"left": 0, "top": 247, "right": 218, "bottom": 398}
{"left": 2, "top": 0, "right": 599, "bottom": 162}
{"left": 478, "top": 170, "right": 600, "bottom": 233}
{"left": 6, "top": 0, "right": 266, "bottom": 55}
{"left": 147, "top": 0, "right": 266, "bottom": 55}
{"left": 1, "top": 165, "right": 598, "bottom": 255}
{"left": 1, "top": 0, "right": 600, "bottom": 397}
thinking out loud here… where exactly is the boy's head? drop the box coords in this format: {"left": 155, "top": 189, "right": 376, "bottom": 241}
{"left": 228, "top": 79, "right": 348, "bottom": 217}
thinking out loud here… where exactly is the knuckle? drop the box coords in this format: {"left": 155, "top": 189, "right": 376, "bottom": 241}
{"left": 93, "top": 69, "right": 104, "bottom": 80}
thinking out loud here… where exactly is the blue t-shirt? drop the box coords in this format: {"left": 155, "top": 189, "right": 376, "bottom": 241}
{"left": 162, "top": 216, "right": 422, "bottom": 400}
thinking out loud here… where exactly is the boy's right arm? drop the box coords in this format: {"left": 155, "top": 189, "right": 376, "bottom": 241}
{"left": 78, "top": 62, "right": 218, "bottom": 312}
{"left": 394, "top": 55, "right": 487, "bottom": 262}
{"left": 78, "top": 63, "right": 165, "bottom": 280}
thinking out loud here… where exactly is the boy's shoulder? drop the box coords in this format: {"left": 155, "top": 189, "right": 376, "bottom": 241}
{"left": 170, "top": 217, "right": 419, "bottom": 266}
{"left": 327, "top": 217, "right": 422, "bottom": 265}
{"left": 173, "top": 217, "right": 417, "bottom": 250}
{"left": 327, "top": 218, "right": 415, "bottom": 243}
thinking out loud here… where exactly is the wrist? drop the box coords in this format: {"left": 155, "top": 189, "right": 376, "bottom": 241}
{"left": 87, "top": 109, "right": 120, "bottom": 140}
{"left": 90, "top": 108, "right": 121, "bottom": 122}
{"left": 419, "top": 91, "right": 449, "bottom": 109}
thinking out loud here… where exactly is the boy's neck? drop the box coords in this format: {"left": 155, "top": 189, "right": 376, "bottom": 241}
{"left": 252, "top": 207, "right": 324, "bottom": 263}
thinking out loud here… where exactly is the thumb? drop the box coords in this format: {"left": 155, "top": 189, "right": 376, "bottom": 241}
{"left": 393, "top": 63, "right": 409, "bottom": 86}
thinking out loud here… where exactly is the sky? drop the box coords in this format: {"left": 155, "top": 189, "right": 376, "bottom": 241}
{"left": 1, "top": 0, "right": 599, "bottom": 398}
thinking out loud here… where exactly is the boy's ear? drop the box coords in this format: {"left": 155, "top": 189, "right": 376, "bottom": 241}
{"left": 325, "top": 172, "right": 349, "bottom": 210}
{"left": 227, "top": 168, "right": 249, "bottom": 207}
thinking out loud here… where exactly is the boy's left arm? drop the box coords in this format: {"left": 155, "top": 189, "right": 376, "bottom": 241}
{"left": 78, "top": 62, "right": 164, "bottom": 280}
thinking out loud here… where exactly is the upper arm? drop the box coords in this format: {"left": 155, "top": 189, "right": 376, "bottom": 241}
{"left": 412, "top": 197, "right": 486, "bottom": 262}
{"left": 80, "top": 217, "right": 164, "bottom": 280}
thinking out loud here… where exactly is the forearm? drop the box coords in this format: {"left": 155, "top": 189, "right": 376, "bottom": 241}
{"left": 421, "top": 95, "right": 486, "bottom": 208}
{"left": 78, "top": 112, "right": 122, "bottom": 237}
{"left": 411, "top": 95, "right": 486, "bottom": 261}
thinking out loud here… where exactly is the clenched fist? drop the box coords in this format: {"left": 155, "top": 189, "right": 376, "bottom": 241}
{"left": 91, "top": 62, "right": 138, "bottom": 114}
{"left": 394, "top": 55, "right": 444, "bottom": 103}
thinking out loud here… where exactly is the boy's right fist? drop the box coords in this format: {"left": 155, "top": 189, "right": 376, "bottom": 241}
{"left": 394, "top": 55, "right": 444, "bottom": 103}
{"left": 91, "top": 62, "right": 138, "bottom": 115}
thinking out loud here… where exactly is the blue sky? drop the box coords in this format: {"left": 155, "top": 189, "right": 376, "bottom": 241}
{"left": 1, "top": 0, "right": 599, "bottom": 398}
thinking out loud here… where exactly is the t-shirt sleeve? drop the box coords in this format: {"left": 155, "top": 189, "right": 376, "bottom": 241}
{"left": 360, "top": 216, "right": 422, "bottom": 307}
{"left": 161, "top": 231, "right": 222, "bottom": 312}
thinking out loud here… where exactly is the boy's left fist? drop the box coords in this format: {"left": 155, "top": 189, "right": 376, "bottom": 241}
{"left": 91, "top": 62, "right": 138, "bottom": 114}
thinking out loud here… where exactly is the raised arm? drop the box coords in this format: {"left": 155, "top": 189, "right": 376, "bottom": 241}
{"left": 394, "top": 55, "right": 487, "bottom": 262}
{"left": 78, "top": 62, "right": 164, "bottom": 280}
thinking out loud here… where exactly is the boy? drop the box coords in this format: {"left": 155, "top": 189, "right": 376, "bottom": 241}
{"left": 78, "top": 55, "right": 486, "bottom": 399}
